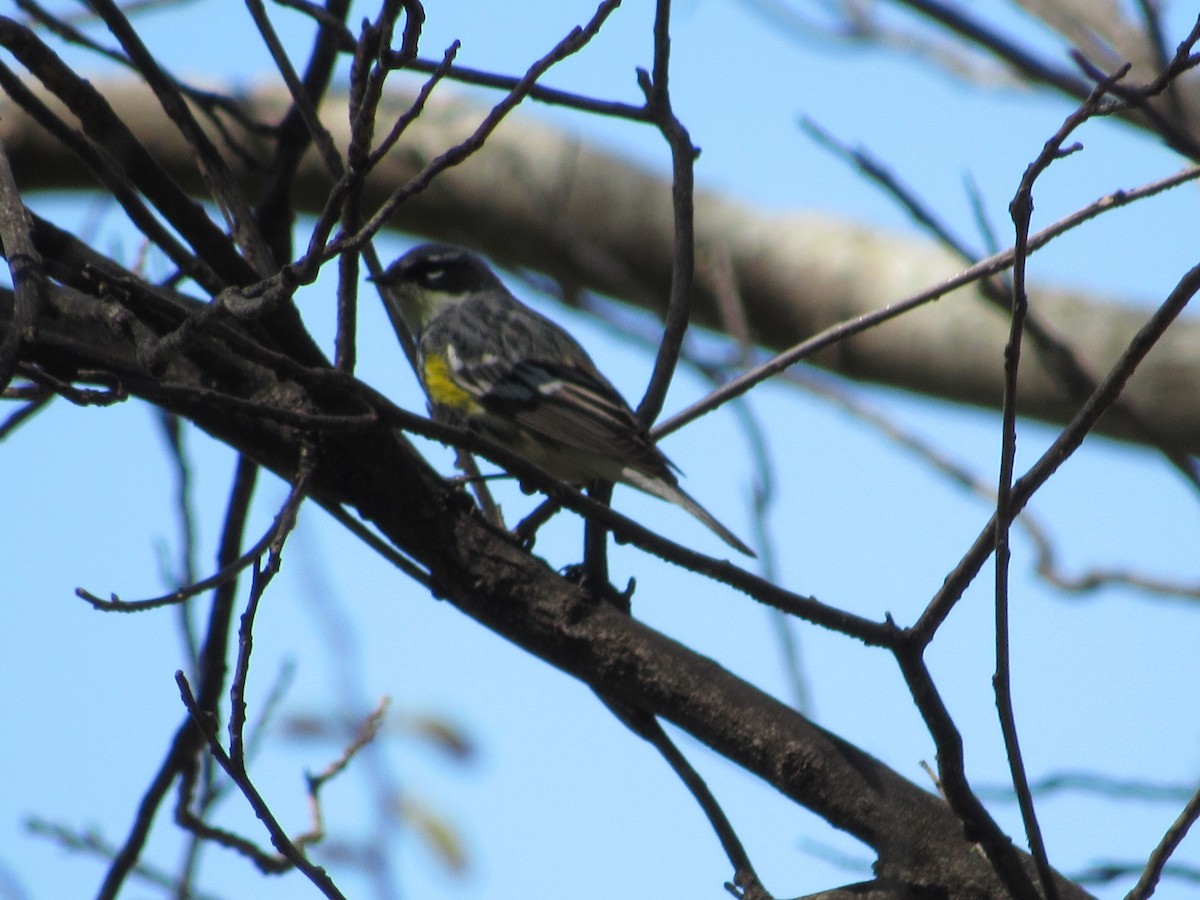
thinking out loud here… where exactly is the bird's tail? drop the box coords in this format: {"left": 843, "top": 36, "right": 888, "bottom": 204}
{"left": 621, "top": 468, "right": 756, "bottom": 557}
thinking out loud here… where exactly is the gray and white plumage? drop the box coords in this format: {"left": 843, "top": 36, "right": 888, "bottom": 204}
{"left": 373, "top": 244, "right": 754, "bottom": 557}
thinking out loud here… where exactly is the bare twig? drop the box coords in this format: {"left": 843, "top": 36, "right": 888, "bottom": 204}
{"left": 294, "top": 697, "right": 391, "bottom": 851}
{"left": 801, "top": 115, "right": 1200, "bottom": 492}
{"left": 228, "top": 449, "right": 313, "bottom": 760}
{"left": 318, "top": 500, "right": 431, "bottom": 586}
{"left": 913, "top": 257, "right": 1200, "bottom": 642}
{"left": 175, "top": 673, "right": 349, "bottom": 897}
{"left": 0, "top": 18, "right": 252, "bottom": 289}
{"left": 602, "top": 700, "right": 772, "bottom": 900}
{"left": 407, "top": 55, "right": 651, "bottom": 120}
{"left": 250, "top": 0, "right": 353, "bottom": 260}
{"left": 0, "top": 384, "right": 51, "bottom": 439}
{"left": 635, "top": 0, "right": 698, "bottom": 427}
{"left": 95, "top": 456, "right": 261, "bottom": 900}
{"left": 25, "top": 818, "right": 223, "bottom": 900}
{"left": 335, "top": 0, "right": 624, "bottom": 257}
{"left": 653, "top": 159, "right": 1200, "bottom": 442}
{"left": 86, "top": 0, "right": 276, "bottom": 273}
{"left": 991, "top": 67, "right": 1130, "bottom": 900}
{"left": 76, "top": 459, "right": 309, "bottom": 612}
{"left": 892, "top": 644, "right": 1041, "bottom": 898}
{"left": 1127, "top": 778, "right": 1200, "bottom": 899}
{"left": 156, "top": 411, "right": 201, "bottom": 679}
{"left": 1068, "top": 20, "right": 1200, "bottom": 162}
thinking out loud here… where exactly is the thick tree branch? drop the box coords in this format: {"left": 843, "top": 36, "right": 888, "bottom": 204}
{"left": 3, "top": 80, "right": 1197, "bottom": 451}
{"left": 0, "top": 284, "right": 1091, "bottom": 899}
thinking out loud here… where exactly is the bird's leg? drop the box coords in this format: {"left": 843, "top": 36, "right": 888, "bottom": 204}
{"left": 448, "top": 448, "right": 505, "bottom": 528}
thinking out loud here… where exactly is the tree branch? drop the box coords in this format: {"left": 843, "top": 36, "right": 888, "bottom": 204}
{"left": 4, "top": 80, "right": 1198, "bottom": 450}
{"left": 1, "top": 283, "right": 1091, "bottom": 899}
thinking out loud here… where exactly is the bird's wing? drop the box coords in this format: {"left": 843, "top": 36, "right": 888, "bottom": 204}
{"left": 468, "top": 352, "right": 669, "bottom": 472}
{"left": 422, "top": 291, "right": 674, "bottom": 476}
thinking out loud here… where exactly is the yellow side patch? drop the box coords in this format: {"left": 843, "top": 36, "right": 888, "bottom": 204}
{"left": 422, "top": 353, "right": 482, "bottom": 413}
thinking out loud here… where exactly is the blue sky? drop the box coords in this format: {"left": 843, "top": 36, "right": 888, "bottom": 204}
{"left": 3, "top": 2, "right": 1200, "bottom": 898}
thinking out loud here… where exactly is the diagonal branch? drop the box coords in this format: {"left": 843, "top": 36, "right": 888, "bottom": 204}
{"left": 1, "top": 280, "right": 1093, "bottom": 899}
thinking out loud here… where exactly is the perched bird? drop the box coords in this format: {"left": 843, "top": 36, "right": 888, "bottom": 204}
{"left": 372, "top": 243, "right": 754, "bottom": 557}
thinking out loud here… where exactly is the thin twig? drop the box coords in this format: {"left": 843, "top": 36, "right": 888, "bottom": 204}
{"left": 86, "top": 0, "right": 277, "bottom": 273}
{"left": 1068, "top": 22, "right": 1200, "bottom": 162}
{"left": 318, "top": 500, "right": 431, "bottom": 586}
{"left": 406, "top": 56, "right": 651, "bottom": 120}
{"left": 582, "top": 480, "right": 613, "bottom": 591}
{"left": 635, "top": 0, "right": 698, "bottom": 427}
{"left": 801, "top": 116, "right": 1200, "bottom": 492}
{"left": 294, "top": 697, "right": 391, "bottom": 851}
{"left": 913, "top": 257, "right": 1200, "bottom": 643}
{"left": 75, "top": 457, "right": 311, "bottom": 612}
{"left": 652, "top": 159, "right": 1200, "bottom": 441}
{"left": 175, "top": 673, "right": 349, "bottom": 898}
{"left": 24, "top": 818, "right": 223, "bottom": 900}
{"left": 992, "top": 68, "right": 1121, "bottom": 900}
{"left": 601, "top": 700, "right": 772, "bottom": 900}
{"left": 1127, "top": 778, "right": 1200, "bottom": 899}
{"left": 156, "top": 411, "right": 201, "bottom": 680}
{"left": 892, "top": 643, "right": 1040, "bottom": 898}
{"left": 96, "top": 457, "right": 261, "bottom": 900}
{"left": 0, "top": 386, "right": 51, "bottom": 439}
{"left": 334, "top": 0, "right": 624, "bottom": 257}
{"left": 250, "top": 0, "right": 353, "bottom": 260}
{"left": 228, "top": 450, "right": 314, "bottom": 761}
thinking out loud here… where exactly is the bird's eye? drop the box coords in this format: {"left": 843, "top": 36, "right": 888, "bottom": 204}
{"left": 422, "top": 265, "right": 446, "bottom": 286}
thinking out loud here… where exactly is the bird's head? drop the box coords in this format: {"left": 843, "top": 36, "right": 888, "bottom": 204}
{"left": 372, "top": 243, "right": 504, "bottom": 335}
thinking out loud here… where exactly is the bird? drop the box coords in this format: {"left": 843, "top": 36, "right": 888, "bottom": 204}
{"left": 371, "top": 243, "right": 754, "bottom": 557}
